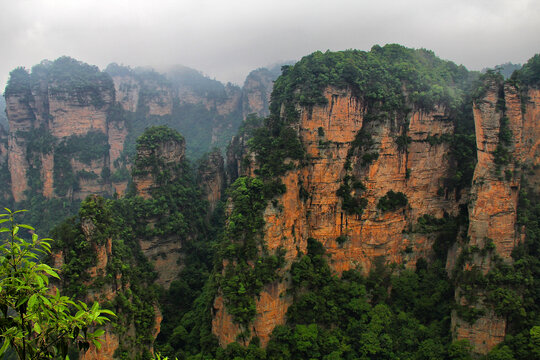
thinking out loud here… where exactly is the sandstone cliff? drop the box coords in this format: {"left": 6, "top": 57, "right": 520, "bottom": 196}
{"left": 4, "top": 58, "right": 122, "bottom": 202}
{"left": 198, "top": 149, "right": 226, "bottom": 216}
{"left": 106, "top": 64, "right": 270, "bottom": 159}
{"left": 132, "top": 127, "right": 186, "bottom": 288}
{"left": 4, "top": 59, "right": 278, "bottom": 212}
{"left": 452, "top": 78, "right": 540, "bottom": 354}
{"left": 214, "top": 74, "right": 539, "bottom": 351}
{"left": 241, "top": 67, "right": 279, "bottom": 119}
{"left": 213, "top": 87, "right": 464, "bottom": 346}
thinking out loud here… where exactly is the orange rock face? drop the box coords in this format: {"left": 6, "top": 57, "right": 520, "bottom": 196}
{"left": 5, "top": 80, "right": 124, "bottom": 202}
{"left": 41, "top": 153, "right": 55, "bottom": 198}
{"left": 6, "top": 94, "right": 34, "bottom": 201}
{"left": 108, "top": 119, "right": 128, "bottom": 171}
{"left": 468, "top": 82, "right": 520, "bottom": 259}
{"left": 139, "top": 234, "right": 183, "bottom": 288}
{"left": 242, "top": 67, "right": 278, "bottom": 119}
{"left": 216, "top": 84, "right": 242, "bottom": 116}
{"left": 242, "top": 69, "right": 274, "bottom": 118}
{"left": 453, "top": 81, "right": 540, "bottom": 354}
{"left": 213, "top": 87, "right": 461, "bottom": 346}
{"left": 198, "top": 150, "right": 226, "bottom": 216}
{"left": 5, "top": 63, "right": 277, "bottom": 204}
{"left": 452, "top": 309, "right": 506, "bottom": 354}
{"left": 80, "top": 330, "right": 121, "bottom": 360}
{"left": 47, "top": 92, "right": 110, "bottom": 138}
{"left": 522, "top": 88, "right": 540, "bottom": 168}
{"left": 146, "top": 86, "right": 174, "bottom": 116}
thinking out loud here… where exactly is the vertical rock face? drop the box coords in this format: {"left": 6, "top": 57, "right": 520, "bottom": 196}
{"left": 6, "top": 93, "right": 35, "bottom": 202}
{"left": 4, "top": 59, "right": 280, "bottom": 206}
{"left": 47, "top": 90, "right": 112, "bottom": 138}
{"left": 198, "top": 150, "right": 225, "bottom": 215}
{"left": 522, "top": 87, "right": 540, "bottom": 172}
{"left": 107, "top": 65, "right": 269, "bottom": 160}
{"left": 4, "top": 59, "right": 123, "bottom": 202}
{"left": 132, "top": 128, "right": 186, "bottom": 288}
{"left": 453, "top": 81, "right": 540, "bottom": 354}
{"left": 216, "top": 84, "right": 243, "bottom": 116}
{"left": 108, "top": 118, "right": 129, "bottom": 195}
{"left": 145, "top": 84, "right": 174, "bottom": 116}
{"left": 132, "top": 134, "right": 185, "bottom": 199}
{"left": 111, "top": 75, "right": 140, "bottom": 112}
{"left": 0, "top": 93, "right": 8, "bottom": 129}
{"left": 213, "top": 87, "right": 462, "bottom": 345}
{"left": 468, "top": 82, "right": 521, "bottom": 260}
{"left": 241, "top": 68, "right": 278, "bottom": 118}
{"left": 300, "top": 90, "right": 457, "bottom": 272}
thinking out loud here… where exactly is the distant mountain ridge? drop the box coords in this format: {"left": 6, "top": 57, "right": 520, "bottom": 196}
{"left": 1, "top": 56, "right": 282, "bottom": 232}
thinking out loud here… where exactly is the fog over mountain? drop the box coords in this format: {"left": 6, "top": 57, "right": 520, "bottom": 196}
{"left": 1, "top": 0, "right": 539, "bottom": 90}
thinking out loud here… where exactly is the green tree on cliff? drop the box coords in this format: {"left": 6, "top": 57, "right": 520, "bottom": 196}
{"left": 0, "top": 208, "right": 114, "bottom": 359}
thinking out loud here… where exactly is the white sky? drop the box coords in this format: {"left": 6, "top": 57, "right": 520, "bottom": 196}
{"left": 0, "top": 0, "right": 539, "bottom": 90}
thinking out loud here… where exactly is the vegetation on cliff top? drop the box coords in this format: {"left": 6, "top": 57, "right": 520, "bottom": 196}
{"left": 511, "top": 54, "right": 540, "bottom": 87}
{"left": 5, "top": 57, "right": 114, "bottom": 106}
{"left": 270, "top": 44, "right": 473, "bottom": 120}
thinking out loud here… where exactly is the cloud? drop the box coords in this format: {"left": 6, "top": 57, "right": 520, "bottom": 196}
{"left": 1, "top": 0, "right": 539, "bottom": 91}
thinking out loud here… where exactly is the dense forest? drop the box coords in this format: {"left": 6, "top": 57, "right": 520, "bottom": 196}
{"left": 1, "top": 45, "right": 540, "bottom": 360}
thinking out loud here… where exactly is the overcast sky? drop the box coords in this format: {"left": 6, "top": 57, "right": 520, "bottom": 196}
{"left": 1, "top": 0, "right": 539, "bottom": 91}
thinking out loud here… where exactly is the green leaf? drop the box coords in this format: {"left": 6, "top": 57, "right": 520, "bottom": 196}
{"left": 39, "top": 295, "right": 52, "bottom": 307}
{"left": 18, "top": 224, "right": 35, "bottom": 231}
{"left": 0, "top": 338, "right": 9, "bottom": 355}
{"left": 28, "top": 294, "right": 38, "bottom": 309}
{"left": 91, "top": 301, "right": 99, "bottom": 313}
{"left": 99, "top": 309, "right": 116, "bottom": 317}
{"left": 92, "top": 338, "right": 102, "bottom": 350}
{"left": 93, "top": 329, "right": 105, "bottom": 338}
{"left": 34, "top": 322, "right": 42, "bottom": 334}
{"left": 37, "top": 264, "right": 60, "bottom": 279}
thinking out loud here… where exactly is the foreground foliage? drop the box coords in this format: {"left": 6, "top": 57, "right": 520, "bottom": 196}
{"left": 0, "top": 208, "right": 114, "bottom": 359}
